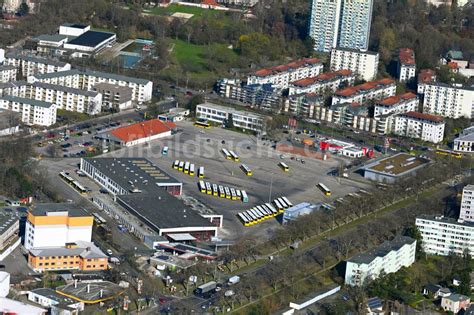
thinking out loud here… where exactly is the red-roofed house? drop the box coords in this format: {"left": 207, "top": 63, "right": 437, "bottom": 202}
{"left": 288, "top": 69, "right": 355, "bottom": 95}
{"left": 394, "top": 111, "right": 445, "bottom": 143}
{"left": 417, "top": 69, "right": 437, "bottom": 94}
{"left": 374, "top": 92, "right": 419, "bottom": 117}
{"left": 247, "top": 58, "right": 323, "bottom": 89}
{"left": 98, "top": 119, "right": 176, "bottom": 147}
{"left": 398, "top": 48, "right": 416, "bottom": 82}
{"left": 332, "top": 78, "right": 396, "bottom": 105}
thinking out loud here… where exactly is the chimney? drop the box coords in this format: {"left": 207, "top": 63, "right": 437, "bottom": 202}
{"left": 100, "top": 289, "right": 103, "bottom": 298}
{"left": 87, "top": 284, "right": 90, "bottom": 293}
{"left": 74, "top": 279, "right": 77, "bottom": 288}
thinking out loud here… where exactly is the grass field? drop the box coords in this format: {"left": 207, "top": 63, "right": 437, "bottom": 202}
{"left": 171, "top": 39, "right": 207, "bottom": 68}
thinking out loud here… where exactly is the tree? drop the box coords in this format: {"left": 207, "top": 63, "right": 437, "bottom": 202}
{"left": 18, "top": 3, "right": 29, "bottom": 16}
{"left": 404, "top": 225, "right": 425, "bottom": 259}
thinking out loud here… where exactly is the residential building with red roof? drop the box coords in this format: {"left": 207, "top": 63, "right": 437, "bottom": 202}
{"left": 96, "top": 119, "right": 176, "bottom": 147}
{"left": 397, "top": 48, "right": 416, "bottom": 82}
{"left": 288, "top": 69, "right": 355, "bottom": 96}
{"left": 393, "top": 111, "right": 445, "bottom": 143}
{"left": 330, "top": 47, "right": 379, "bottom": 81}
{"left": 332, "top": 78, "right": 396, "bottom": 105}
{"left": 247, "top": 58, "right": 323, "bottom": 89}
{"left": 374, "top": 92, "right": 419, "bottom": 118}
{"left": 417, "top": 69, "right": 437, "bottom": 94}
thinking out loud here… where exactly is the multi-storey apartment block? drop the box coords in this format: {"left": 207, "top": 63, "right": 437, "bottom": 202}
{"left": 416, "top": 215, "right": 474, "bottom": 256}
{"left": 4, "top": 52, "right": 71, "bottom": 78}
{"left": 459, "top": 185, "right": 474, "bottom": 222}
{"left": 397, "top": 48, "right": 416, "bottom": 82}
{"left": 330, "top": 47, "right": 379, "bottom": 81}
{"left": 417, "top": 69, "right": 437, "bottom": 94}
{"left": 247, "top": 58, "right": 323, "bottom": 89}
{"left": 453, "top": 126, "right": 474, "bottom": 153}
{"left": 0, "top": 95, "right": 57, "bottom": 126}
{"left": 345, "top": 236, "right": 416, "bottom": 286}
{"left": 393, "top": 111, "right": 445, "bottom": 144}
{"left": 374, "top": 92, "right": 419, "bottom": 118}
{"left": 288, "top": 70, "right": 355, "bottom": 96}
{"left": 309, "top": 0, "right": 342, "bottom": 52}
{"left": 422, "top": 83, "right": 474, "bottom": 119}
{"left": 0, "top": 65, "right": 17, "bottom": 83}
{"left": 285, "top": 93, "right": 324, "bottom": 117}
{"left": 332, "top": 78, "right": 396, "bottom": 105}
{"left": 92, "top": 82, "right": 133, "bottom": 111}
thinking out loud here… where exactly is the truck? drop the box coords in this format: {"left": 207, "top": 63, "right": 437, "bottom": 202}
{"left": 228, "top": 276, "right": 240, "bottom": 285}
{"left": 194, "top": 281, "right": 217, "bottom": 296}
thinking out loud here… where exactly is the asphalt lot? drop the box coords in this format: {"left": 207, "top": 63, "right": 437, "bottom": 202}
{"left": 103, "top": 121, "right": 372, "bottom": 240}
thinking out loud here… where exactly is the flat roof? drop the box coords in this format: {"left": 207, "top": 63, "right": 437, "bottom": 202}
{"left": 30, "top": 203, "right": 90, "bottom": 217}
{"left": 0, "top": 95, "right": 54, "bottom": 108}
{"left": 30, "top": 288, "right": 77, "bottom": 306}
{"left": 5, "top": 52, "right": 69, "bottom": 67}
{"left": 252, "top": 58, "right": 322, "bottom": 77}
{"left": 0, "top": 65, "right": 16, "bottom": 71}
{"left": 32, "top": 82, "right": 99, "bottom": 97}
{"left": 0, "top": 209, "right": 20, "bottom": 235}
{"left": 33, "top": 69, "right": 150, "bottom": 86}
{"left": 34, "top": 34, "right": 69, "bottom": 43}
{"left": 61, "top": 23, "right": 88, "bottom": 29}
{"left": 83, "top": 158, "right": 180, "bottom": 191}
{"left": 117, "top": 194, "right": 215, "bottom": 231}
{"left": 417, "top": 214, "right": 474, "bottom": 227}
{"left": 56, "top": 281, "right": 125, "bottom": 304}
{"left": 456, "top": 133, "right": 474, "bottom": 142}
{"left": 364, "top": 153, "right": 430, "bottom": 177}
{"left": 67, "top": 31, "right": 115, "bottom": 48}
{"left": 348, "top": 236, "right": 415, "bottom": 265}
{"left": 197, "top": 102, "right": 264, "bottom": 120}
{"left": 167, "top": 233, "right": 197, "bottom": 241}
{"left": 29, "top": 241, "right": 107, "bottom": 259}
{"left": 332, "top": 47, "right": 379, "bottom": 55}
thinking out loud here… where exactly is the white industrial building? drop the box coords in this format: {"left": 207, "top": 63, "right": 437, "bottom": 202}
{"left": 393, "top": 111, "right": 445, "bottom": 144}
{"left": 397, "top": 48, "right": 416, "bottom": 82}
{"left": 288, "top": 70, "right": 355, "bottom": 96}
{"left": 332, "top": 78, "right": 396, "bottom": 105}
{"left": 374, "top": 92, "right": 419, "bottom": 118}
{"left": 59, "top": 23, "right": 90, "bottom": 37}
{"left": 330, "top": 47, "right": 379, "bottom": 81}
{"left": 4, "top": 52, "right": 71, "bottom": 77}
{"left": 29, "top": 82, "right": 102, "bottom": 115}
{"left": 29, "top": 69, "right": 152, "bottom": 103}
{"left": 453, "top": 126, "right": 474, "bottom": 153}
{"left": 196, "top": 103, "right": 265, "bottom": 132}
{"left": 0, "top": 65, "right": 17, "bottom": 83}
{"left": 24, "top": 203, "right": 93, "bottom": 250}
{"left": 247, "top": 58, "right": 323, "bottom": 89}
{"left": 344, "top": 236, "right": 416, "bottom": 286}
{"left": 422, "top": 83, "right": 474, "bottom": 119}
{"left": 459, "top": 185, "right": 474, "bottom": 222}
{"left": 28, "top": 288, "right": 84, "bottom": 311}
{"left": 0, "top": 95, "right": 57, "bottom": 126}
{"left": 416, "top": 215, "right": 474, "bottom": 256}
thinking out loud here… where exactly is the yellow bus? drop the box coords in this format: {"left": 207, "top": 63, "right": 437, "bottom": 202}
{"left": 184, "top": 161, "right": 190, "bottom": 174}
{"left": 238, "top": 213, "right": 251, "bottom": 227}
{"left": 224, "top": 187, "right": 231, "bottom": 199}
{"left": 222, "top": 148, "right": 232, "bottom": 160}
{"left": 194, "top": 120, "right": 211, "bottom": 129}
{"left": 178, "top": 161, "right": 184, "bottom": 171}
{"left": 212, "top": 184, "right": 219, "bottom": 197}
{"left": 173, "top": 160, "right": 180, "bottom": 170}
{"left": 189, "top": 164, "right": 195, "bottom": 176}
{"left": 199, "top": 181, "right": 206, "bottom": 193}
{"left": 318, "top": 183, "right": 332, "bottom": 196}
{"left": 436, "top": 149, "right": 462, "bottom": 159}
{"left": 198, "top": 166, "right": 205, "bottom": 179}
{"left": 240, "top": 164, "right": 252, "bottom": 176}
{"left": 278, "top": 162, "right": 289, "bottom": 172}
{"left": 205, "top": 182, "right": 212, "bottom": 195}
{"left": 229, "top": 150, "right": 240, "bottom": 162}
{"left": 218, "top": 185, "right": 225, "bottom": 198}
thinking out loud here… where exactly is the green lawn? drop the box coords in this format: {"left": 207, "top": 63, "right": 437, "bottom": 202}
{"left": 145, "top": 4, "right": 212, "bottom": 17}
{"left": 171, "top": 39, "right": 207, "bottom": 68}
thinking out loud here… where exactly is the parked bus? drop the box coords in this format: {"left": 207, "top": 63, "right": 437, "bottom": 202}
{"left": 245, "top": 210, "right": 258, "bottom": 224}
{"left": 59, "top": 171, "right": 74, "bottom": 184}
{"left": 178, "top": 161, "right": 184, "bottom": 171}
{"left": 250, "top": 209, "right": 263, "bottom": 222}
{"left": 224, "top": 187, "right": 231, "bottom": 199}
{"left": 221, "top": 148, "right": 232, "bottom": 160}
{"left": 194, "top": 120, "right": 211, "bottom": 129}
{"left": 229, "top": 150, "right": 240, "bottom": 162}
{"left": 278, "top": 197, "right": 289, "bottom": 209}
{"left": 199, "top": 181, "right": 206, "bottom": 193}
{"left": 219, "top": 185, "right": 225, "bottom": 198}
{"left": 189, "top": 164, "right": 195, "bottom": 176}
{"left": 93, "top": 213, "right": 107, "bottom": 226}
{"left": 230, "top": 188, "right": 237, "bottom": 200}
{"left": 236, "top": 190, "right": 242, "bottom": 200}
{"left": 184, "top": 161, "right": 190, "bottom": 174}
{"left": 198, "top": 166, "right": 205, "bottom": 179}
{"left": 273, "top": 199, "right": 284, "bottom": 213}
{"left": 238, "top": 213, "right": 251, "bottom": 227}
{"left": 259, "top": 205, "right": 271, "bottom": 219}
{"left": 436, "top": 149, "right": 462, "bottom": 159}
{"left": 205, "top": 182, "right": 212, "bottom": 195}
{"left": 278, "top": 162, "right": 289, "bottom": 172}
{"left": 173, "top": 160, "right": 180, "bottom": 170}
{"left": 282, "top": 196, "right": 293, "bottom": 208}
{"left": 241, "top": 190, "right": 249, "bottom": 203}
{"left": 212, "top": 184, "right": 219, "bottom": 197}
{"left": 254, "top": 208, "right": 265, "bottom": 222}
{"left": 72, "top": 181, "right": 87, "bottom": 194}
{"left": 265, "top": 203, "right": 278, "bottom": 216}
{"left": 240, "top": 164, "right": 253, "bottom": 176}
{"left": 162, "top": 146, "right": 169, "bottom": 156}
{"left": 318, "top": 183, "right": 332, "bottom": 196}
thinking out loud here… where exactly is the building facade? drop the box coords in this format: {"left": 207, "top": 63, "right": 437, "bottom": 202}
{"left": 416, "top": 215, "right": 474, "bottom": 256}
{"left": 453, "top": 126, "right": 474, "bottom": 153}
{"left": 330, "top": 47, "right": 379, "bottom": 81}
{"left": 196, "top": 103, "right": 265, "bottom": 132}
{"left": 344, "top": 236, "right": 416, "bottom": 286}
{"left": 374, "top": 92, "right": 419, "bottom": 118}
{"left": 459, "top": 185, "right": 474, "bottom": 222}
{"left": 309, "top": 0, "right": 342, "bottom": 52}
{"left": 332, "top": 78, "right": 396, "bottom": 105}
{"left": 288, "top": 70, "right": 355, "bottom": 96}
{"left": 0, "top": 65, "right": 17, "bottom": 83}
{"left": 4, "top": 53, "right": 71, "bottom": 78}
{"left": 417, "top": 69, "right": 436, "bottom": 94}
{"left": 247, "top": 58, "right": 323, "bottom": 89}
{"left": 393, "top": 111, "right": 445, "bottom": 144}
{"left": 397, "top": 48, "right": 416, "bottom": 82}
{"left": 92, "top": 82, "right": 133, "bottom": 111}
{"left": 422, "top": 83, "right": 474, "bottom": 119}
{"left": 0, "top": 95, "right": 56, "bottom": 126}
{"left": 24, "top": 204, "right": 93, "bottom": 250}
